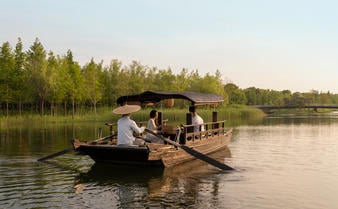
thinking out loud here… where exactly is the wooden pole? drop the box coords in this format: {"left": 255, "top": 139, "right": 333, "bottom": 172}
{"left": 158, "top": 111, "right": 163, "bottom": 126}
{"left": 212, "top": 111, "right": 219, "bottom": 129}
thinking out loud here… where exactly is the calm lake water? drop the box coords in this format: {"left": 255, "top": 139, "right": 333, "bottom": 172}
{"left": 1, "top": 114, "right": 338, "bottom": 209}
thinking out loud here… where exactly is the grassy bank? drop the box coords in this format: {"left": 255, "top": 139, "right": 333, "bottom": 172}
{"left": 0, "top": 105, "right": 265, "bottom": 127}
{"left": 268, "top": 108, "right": 335, "bottom": 116}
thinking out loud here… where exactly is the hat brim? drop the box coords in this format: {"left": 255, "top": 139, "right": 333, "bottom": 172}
{"left": 113, "top": 105, "right": 141, "bottom": 115}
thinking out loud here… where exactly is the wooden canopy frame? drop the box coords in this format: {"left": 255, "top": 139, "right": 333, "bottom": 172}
{"left": 116, "top": 90, "right": 224, "bottom": 106}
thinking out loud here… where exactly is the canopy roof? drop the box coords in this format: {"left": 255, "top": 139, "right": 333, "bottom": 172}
{"left": 116, "top": 91, "right": 224, "bottom": 106}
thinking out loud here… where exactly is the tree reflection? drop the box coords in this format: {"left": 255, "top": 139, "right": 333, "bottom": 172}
{"left": 74, "top": 147, "right": 232, "bottom": 208}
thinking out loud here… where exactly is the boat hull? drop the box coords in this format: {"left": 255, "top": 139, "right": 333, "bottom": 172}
{"left": 73, "top": 129, "right": 232, "bottom": 167}
{"left": 156, "top": 130, "right": 232, "bottom": 167}
{"left": 75, "top": 144, "right": 163, "bottom": 166}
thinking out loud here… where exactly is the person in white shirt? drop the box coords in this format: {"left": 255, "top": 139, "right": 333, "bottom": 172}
{"left": 189, "top": 105, "right": 205, "bottom": 132}
{"left": 113, "top": 104, "right": 145, "bottom": 146}
{"left": 146, "top": 109, "right": 163, "bottom": 143}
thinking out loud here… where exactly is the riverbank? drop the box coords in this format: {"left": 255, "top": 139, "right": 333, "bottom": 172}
{"left": 0, "top": 105, "right": 265, "bottom": 127}
{"left": 268, "top": 108, "right": 336, "bottom": 117}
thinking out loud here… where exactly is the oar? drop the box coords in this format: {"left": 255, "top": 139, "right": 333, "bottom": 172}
{"left": 38, "top": 134, "right": 115, "bottom": 162}
{"left": 145, "top": 129, "right": 234, "bottom": 170}
{"left": 37, "top": 147, "right": 74, "bottom": 162}
{"left": 93, "top": 134, "right": 116, "bottom": 143}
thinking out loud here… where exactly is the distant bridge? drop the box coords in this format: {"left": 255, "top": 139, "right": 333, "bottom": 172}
{"left": 252, "top": 105, "right": 338, "bottom": 113}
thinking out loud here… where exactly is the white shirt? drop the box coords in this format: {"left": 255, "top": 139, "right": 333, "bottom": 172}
{"left": 117, "top": 116, "right": 145, "bottom": 145}
{"left": 146, "top": 118, "right": 162, "bottom": 143}
{"left": 147, "top": 118, "right": 157, "bottom": 130}
{"left": 192, "top": 114, "right": 205, "bottom": 132}
{"left": 146, "top": 118, "right": 158, "bottom": 136}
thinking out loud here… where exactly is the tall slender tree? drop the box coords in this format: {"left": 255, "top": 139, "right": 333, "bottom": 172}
{"left": 0, "top": 42, "right": 15, "bottom": 116}
{"left": 13, "top": 38, "right": 27, "bottom": 116}
{"left": 25, "top": 38, "right": 48, "bottom": 115}
{"left": 83, "top": 58, "right": 103, "bottom": 114}
{"left": 103, "top": 59, "right": 123, "bottom": 105}
{"left": 63, "top": 50, "right": 85, "bottom": 118}
{"left": 46, "top": 51, "right": 58, "bottom": 115}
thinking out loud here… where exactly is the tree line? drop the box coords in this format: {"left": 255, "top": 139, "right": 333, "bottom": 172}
{"left": 1, "top": 38, "right": 337, "bottom": 117}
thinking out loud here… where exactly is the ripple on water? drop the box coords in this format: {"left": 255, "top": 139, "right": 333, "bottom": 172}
{"left": 1, "top": 119, "right": 338, "bottom": 209}
{"left": 0, "top": 157, "right": 78, "bottom": 209}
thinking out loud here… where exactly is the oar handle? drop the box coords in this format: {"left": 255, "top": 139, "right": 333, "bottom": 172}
{"left": 94, "top": 134, "right": 116, "bottom": 142}
{"left": 37, "top": 147, "right": 74, "bottom": 162}
{"left": 145, "top": 128, "right": 181, "bottom": 147}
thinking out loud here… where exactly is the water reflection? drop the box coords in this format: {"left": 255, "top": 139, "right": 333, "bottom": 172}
{"left": 77, "top": 164, "right": 164, "bottom": 185}
{"left": 0, "top": 122, "right": 111, "bottom": 159}
{"left": 71, "top": 147, "right": 232, "bottom": 208}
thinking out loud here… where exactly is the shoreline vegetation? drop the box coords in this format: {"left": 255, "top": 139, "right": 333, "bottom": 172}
{"left": 2, "top": 105, "right": 336, "bottom": 128}
{"left": 1, "top": 105, "right": 265, "bottom": 126}
{"left": 1, "top": 38, "right": 338, "bottom": 120}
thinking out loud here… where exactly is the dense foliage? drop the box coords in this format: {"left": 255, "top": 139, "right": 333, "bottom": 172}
{"left": 1, "top": 38, "right": 338, "bottom": 117}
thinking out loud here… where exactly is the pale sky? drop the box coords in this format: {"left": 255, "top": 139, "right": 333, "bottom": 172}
{"left": 1, "top": 0, "right": 338, "bottom": 93}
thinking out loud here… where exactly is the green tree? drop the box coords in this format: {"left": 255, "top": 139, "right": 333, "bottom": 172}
{"left": 25, "top": 38, "right": 48, "bottom": 115}
{"left": 107, "top": 59, "right": 124, "bottom": 104}
{"left": 0, "top": 42, "right": 15, "bottom": 116}
{"left": 244, "top": 87, "right": 258, "bottom": 105}
{"left": 56, "top": 55, "right": 71, "bottom": 115}
{"left": 13, "top": 38, "right": 27, "bottom": 116}
{"left": 100, "top": 66, "right": 113, "bottom": 106}
{"left": 199, "top": 72, "right": 226, "bottom": 96}
{"left": 125, "top": 61, "right": 147, "bottom": 94}
{"left": 46, "top": 51, "right": 58, "bottom": 115}
{"left": 187, "top": 70, "right": 201, "bottom": 91}
{"left": 83, "top": 58, "right": 103, "bottom": 114}
{"left": 63, "top": 50, "right": 85, "bottom": 118}
{"left": 290, "top": 92, "right": 306, "bottom": 106}
{"left": 174, "top": 68, "right": 190, "bottom": 92}
{"left": 224, "top": 83, "right": 246, "bottom": 104}
{"left": 144, "top": 67, "right": 158, "bottom": 91}
{"left": 154, "top": 68, "right": 176, "bottom": 91}
{"left": 268, "top": 90, "right": 285, "bottom": 106}
{"left": 281, "top": 90, "right": 292, "bottom": 105}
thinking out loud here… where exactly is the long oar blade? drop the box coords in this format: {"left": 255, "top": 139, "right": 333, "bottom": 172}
{"left": 180, "top": 145, "right": 234, "bottom": 170}
{"left": 37, "top": 147, "right": 74, "bottom": 162}
{"left": 145, "top": 129, "right": 234, "bottom": 170}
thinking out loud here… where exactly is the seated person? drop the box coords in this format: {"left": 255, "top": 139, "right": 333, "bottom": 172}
{"left": 145, "top": 110, "right": 163, "bottom": 143}
{"left": 113, "top": 104, "right": 145, "bottom": 146}
{"left": 189, "top": 105, "right": 205, "bottom": 132}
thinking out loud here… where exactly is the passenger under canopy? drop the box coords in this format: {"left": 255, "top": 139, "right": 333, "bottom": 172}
{"left": 116, "top": 90, "right": 224, "bottom": 106}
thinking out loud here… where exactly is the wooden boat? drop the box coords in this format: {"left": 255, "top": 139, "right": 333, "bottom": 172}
{"left": 76, "top": 146, "right": 231, "bottom": 184}
{"left": 72, "top": 91, "right": 233, "bottom": 168}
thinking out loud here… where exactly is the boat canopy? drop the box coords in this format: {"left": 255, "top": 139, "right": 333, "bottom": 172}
{"left": 116, "top": 91, "right": 224, "bottom": 106}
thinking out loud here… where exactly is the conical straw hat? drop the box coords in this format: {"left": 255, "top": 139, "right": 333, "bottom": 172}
{"left": 113, "top": 104, "right": 141, "bottom": 115}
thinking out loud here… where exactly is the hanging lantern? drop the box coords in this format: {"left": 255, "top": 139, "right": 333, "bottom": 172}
{"left": 165, "top": 99, "right": 174, "bottom": 108}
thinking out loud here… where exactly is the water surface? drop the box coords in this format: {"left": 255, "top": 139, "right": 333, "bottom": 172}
{"left": 1, "top": 115, "right": 338, "bottom": 208}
